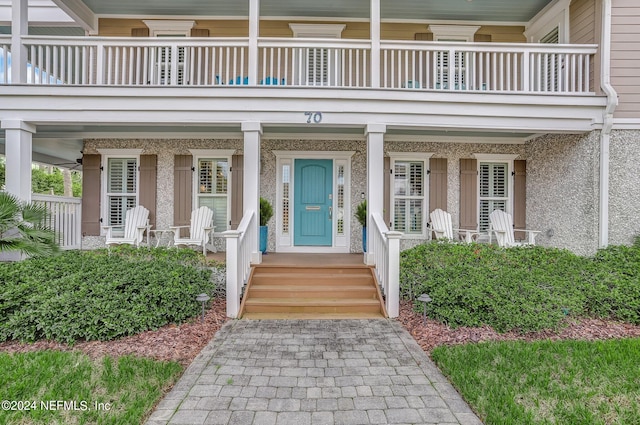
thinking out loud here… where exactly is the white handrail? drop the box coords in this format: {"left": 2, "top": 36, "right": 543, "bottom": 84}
{"left": 7, "top": 35, "right": 597, "bottom": 94}
{"left": 370, "top": 212, "right": 402, "bottom": 318}
{"left": 32, "top": 194, "right": 82, "bottom": 250}
{"left": 223, "top": 209, "right": 256, "bottom": 318}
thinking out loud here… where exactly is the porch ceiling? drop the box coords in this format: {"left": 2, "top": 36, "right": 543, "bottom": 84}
{"left": 70, "top": 0, "right": 550, "bottom": 22}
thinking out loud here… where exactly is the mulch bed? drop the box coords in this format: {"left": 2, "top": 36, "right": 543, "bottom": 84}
{"left": 398, "top": 300, "right": 640, "bottom": 353}
{"left": 0, "top": 298, "right": 228, "bottom": 367}
{"left": 2, "top": 298, "right": 640, "bottom": 365}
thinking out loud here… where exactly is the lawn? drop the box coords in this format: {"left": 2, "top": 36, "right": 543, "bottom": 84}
{"left": 431, "top": 338, "right": 640, "bottom": 425}
{"left": 0, "top": 351, "right": 182, "bottom": 425}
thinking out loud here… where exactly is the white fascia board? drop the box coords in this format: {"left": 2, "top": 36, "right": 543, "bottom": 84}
{"left": 51, "top": 0, "right": 97, "bottom": 33}
{"left": 0, "top": 87, "right": 605, "bottom": 133}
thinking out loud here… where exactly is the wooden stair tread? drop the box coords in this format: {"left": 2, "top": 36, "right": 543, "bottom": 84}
{"left": 249, "top": 284, "right": 375, "bottom": 290}
{"left": 246, "top": 298, "right": 381, "bottom": 305}
{"left": 242, "top": 312, "right": 385, "bottom": 320}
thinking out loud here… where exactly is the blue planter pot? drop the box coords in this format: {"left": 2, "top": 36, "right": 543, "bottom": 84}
{"left": 362, "top": 227, "right": 367, "bottom": 253}
{"left": 260, "top": 226, "right": 268, "bottom": 254}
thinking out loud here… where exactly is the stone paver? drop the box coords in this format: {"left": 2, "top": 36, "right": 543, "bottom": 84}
{"left": 146, "top": 320, "right": 482, "bottom": 425}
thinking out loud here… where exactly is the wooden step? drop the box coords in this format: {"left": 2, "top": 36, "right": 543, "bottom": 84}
{"left": 250, "top": 272, "right": 374, "bottom": 286}
{"left": 241, "top": 312, "right": 385, "bottom": 320}
{"left": 239, "top": 265, "right": 386, "bottom": 319}
{"left": 249, "top": 284, "right": 377, "bottom": 299}
{"left": 244, "top": 298, "right": 382, "bottom": 314}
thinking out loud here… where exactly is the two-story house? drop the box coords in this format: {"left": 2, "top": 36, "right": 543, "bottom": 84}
{"left": 1, "top": 0, "right": 637, "bottom": 317}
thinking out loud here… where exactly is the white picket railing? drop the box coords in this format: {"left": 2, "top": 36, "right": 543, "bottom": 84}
{"left": 258, "top": 38, "right": 371, "bottom": 88}
{"left": 381, "top": 41, "right": 596, "bottom": 93}
{"left": 32, "top": 194, "right": 82, "bottom": 250}
{"left": 3, "top": 36, "right": 597, "bottom": 94}
{"left": 0, "top": 37, "right": 9, "bottom": 84}
{"left": 370, "top": 212, "right": 402, "bottom": 318}
{"left": 20, "top": 36, "right": 249, "bottom": 86}
{"left": 224, "top": 209, "right": 256, "bottom": 318}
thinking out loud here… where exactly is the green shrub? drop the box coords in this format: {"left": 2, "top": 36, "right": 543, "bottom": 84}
{"left": 0, "top": 246, "right": 217, "bottom": 343}
{"left": 401, "top": 242, "right": 590, "bottom": 333}
{"left": 402, "top": 241, "right": 640, "bottom": 333}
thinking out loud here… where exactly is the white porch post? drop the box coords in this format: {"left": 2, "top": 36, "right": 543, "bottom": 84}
{"left": 11, "top": 0, "right": 28, "bottom": 84}
{"left": 370, "top": 0, "right": 381, "bottom": 88}
{"left": 2, "top": 120, "right": 35, "bottom": 202}
{"left": 224, "top": 230, "right": 241, "bottom": 318}
{"left": 365, "top": 123, "right": 386, "bottom": 265}
{"left": 248, "top": 0, "right": 260, "bottom": 85}
{"left": 242, "top": 121, "right": 262, "bottom": 263}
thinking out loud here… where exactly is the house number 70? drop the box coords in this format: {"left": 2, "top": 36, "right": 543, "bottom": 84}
{"left": 304, "top": 112, "right": 323, "bottom": 124}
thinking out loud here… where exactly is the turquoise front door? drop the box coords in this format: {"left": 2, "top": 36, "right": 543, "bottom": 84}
{"left": 294, "top": 159, "right": 333, "bottom": 246}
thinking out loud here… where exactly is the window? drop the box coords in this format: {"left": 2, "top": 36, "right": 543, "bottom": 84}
{"left": 99, "top": 149, "right": 143, "bottom": 231}
{"left": 428, "top": 25, "right": 479, "bottom": 90}
{"left": 389, "top": 153, "right": 432, "bottom": 237}
{"left": 289, "top": 24, "right": 345, "bottom": 86}
{"left": 474, "top": 154, "right": 517, "bottom": 233}
{"left": 190, "top": 150, "right": 234, "bottom": 233}
{"left": 143, "top": 20, "right": 195, "bottom": 85}
{"left": 479, "top": 162, "right": 508, "bottom": 232}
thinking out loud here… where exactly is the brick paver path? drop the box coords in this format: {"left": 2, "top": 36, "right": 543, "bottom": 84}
{"left": 146, "top": 320, "right": 482, "bottom": 425}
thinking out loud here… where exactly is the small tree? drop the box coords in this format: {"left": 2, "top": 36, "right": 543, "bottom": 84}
{"left": 355, "top": 200, "right": 367, "bottom": 227}
{"left": 260, "top": 197, "right": 273, "bottom": 227}
{"left": 0, "top": 192, "right": 59, "bottom": 257}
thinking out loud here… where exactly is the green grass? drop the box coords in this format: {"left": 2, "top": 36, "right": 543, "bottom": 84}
{"left": 432, "top": 338, "right": 640, "bottom": 425}
{"left": 0, "top": 350, "right": 182, "bottom": 425}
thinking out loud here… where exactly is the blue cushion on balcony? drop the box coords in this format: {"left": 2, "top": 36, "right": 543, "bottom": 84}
{"left": 260, "top": 76, "right": 285, "bottom": 85}
{"left": 229, "top": 76, "right": 249, "bottom": 85}
{"left": 402, "top": 80, "right": 421, "bottom": 89}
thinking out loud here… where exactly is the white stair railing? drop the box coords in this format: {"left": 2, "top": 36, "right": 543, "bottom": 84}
{"left": 370, "top": 212, "right": 402, "bottom": 318}
{"left": 32, "top": 194, "right": 82, "bottom": 250}
{"left": 223, "top": 209, "right": 256, "bottom": 318}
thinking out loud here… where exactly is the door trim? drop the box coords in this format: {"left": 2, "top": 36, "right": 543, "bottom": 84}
{"left": 274, "top": 150, "right": 355, "bottom": 253}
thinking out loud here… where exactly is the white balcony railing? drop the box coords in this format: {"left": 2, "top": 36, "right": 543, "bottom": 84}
{"left": 0, "top": 36, "right": 9, "bottom": 84}
{"left": 32, "top": 194, "right": 82, "bottom": 250}
{"left": 381, "top": 41, "right": 596, "bottom": 93}
{"left": 1, "top": 35, "right": 598, "bottom": 94}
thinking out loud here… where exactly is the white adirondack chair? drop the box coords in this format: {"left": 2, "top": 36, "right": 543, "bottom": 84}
{"left": 430, "top": 208, "right": 478, "bottom": 243}
{"left": 489, "top": 209, "right": 540, "bottom": 247}
{"left": 103, "top": 205, "right": 150, "bottom": 247}
{"left": 170, "top": 206, "right": 215, "bottom": 255}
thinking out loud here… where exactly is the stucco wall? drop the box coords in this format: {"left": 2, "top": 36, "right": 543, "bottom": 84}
{"left": 82, "top": 138, "right": 242, "bottom": 250}
{"left": 609, "top": 130, "right": 640, "bottom": 246}
{"left": 525, "top": 131, "right": 600, "bottom": 256}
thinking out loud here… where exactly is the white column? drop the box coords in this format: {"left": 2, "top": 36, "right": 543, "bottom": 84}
{"left": 370, "top": 0, "right": 381, "bottom": 88}
{"left": 242, "top": 121, "right": 262, "bottom": 263}
{"left": 11, "top": 0, "right": 28, "bottom": 84}
{"left": 248, "top": 0, "right": 260, "bottom": 85}
{"left": 365, "top": 123, "right": 386, "bottom": 264}
{"left": 2, "top": 120, "right": 35, "bottom": 202}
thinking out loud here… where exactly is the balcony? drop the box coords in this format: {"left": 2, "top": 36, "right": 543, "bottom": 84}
{"left": 0, "top": 35, "right": 597, "bottom": 95}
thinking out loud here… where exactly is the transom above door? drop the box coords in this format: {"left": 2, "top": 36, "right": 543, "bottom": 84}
{"left": 274, "top": 151, "right": 355, "bottom": 253}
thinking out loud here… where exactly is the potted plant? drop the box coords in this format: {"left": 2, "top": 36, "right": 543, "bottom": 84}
{"left": 259, "top": 197, "right": 273, "bottom": 254}
{"left": 355, "top": 200, "right": 367, "bottom": 252}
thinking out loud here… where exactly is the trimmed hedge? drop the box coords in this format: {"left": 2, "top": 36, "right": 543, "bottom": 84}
{"left": 0, "top": 246, "right": 216, "bottom": 343}
{"left": 401, "top": 242, "right": 640, "bottom": 333}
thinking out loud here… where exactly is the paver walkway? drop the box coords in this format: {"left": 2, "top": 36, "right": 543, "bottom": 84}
{"left": 146, "top": 320, "right": 482, "bottom": 425}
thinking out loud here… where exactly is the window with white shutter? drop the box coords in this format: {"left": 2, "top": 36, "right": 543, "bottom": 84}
{"left": 478, "top": 162, "right": 508, "bottom": 232}
{"left": 105, "top": 157, "right": 138, "bottom": 227}
{"left": 196, "top": 158, "right": 230, "bottom": 232}
{"left": 389, "top": 155, "right": 431, "bottom": 237}
{"left": 289, "top": 24, "right": 345, "bottom": 87}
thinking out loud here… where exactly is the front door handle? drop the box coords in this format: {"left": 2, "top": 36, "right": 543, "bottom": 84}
{"left": 329, "top": 206, "right": 332, "bottom": 220}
